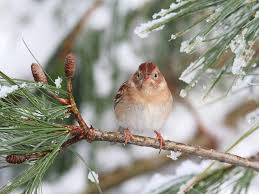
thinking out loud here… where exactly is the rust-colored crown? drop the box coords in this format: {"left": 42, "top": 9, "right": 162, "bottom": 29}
{"left": 31, "top": 63, "right": 48, "bottom": 84}
{"left": 64, "top": 53, "right": 76, "bottom": 78}
{"left": 138, "top": 62, "right": 157, "bottom": 74}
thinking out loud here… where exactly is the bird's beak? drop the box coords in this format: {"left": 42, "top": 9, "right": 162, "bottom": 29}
{"left": 143, "top": 74, "right": 150, "bottom": 81}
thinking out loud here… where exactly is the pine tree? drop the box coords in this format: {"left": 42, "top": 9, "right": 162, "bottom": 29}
{"left": 0, "top": 0, "right": 258, "bottom": 193}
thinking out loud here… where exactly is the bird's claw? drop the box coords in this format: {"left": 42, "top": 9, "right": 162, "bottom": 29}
{"left": 123, "top": 128, "right": 134, "bottom": 145}
{"left": 154, "top": 130, "right": 165, "bottom": 153}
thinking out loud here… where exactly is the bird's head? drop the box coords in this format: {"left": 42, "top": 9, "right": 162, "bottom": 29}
{"left": 132, "top": 62, "right": 167, "bottom": 94}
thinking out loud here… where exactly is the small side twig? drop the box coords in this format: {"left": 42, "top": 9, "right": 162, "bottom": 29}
{"left": 64, "top": 53, "right": 95, "bottom": 140}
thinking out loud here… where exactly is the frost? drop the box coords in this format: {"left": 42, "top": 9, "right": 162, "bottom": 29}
{"left": 255, "top": 11, "right": 259, "bottom": 18}
{"left": 152, "top": 9, "right": 168, "bottom": 19}
{"left": 0, "top": 85, "right": 19, "bottom": 98}
{"left": 152, "top": 1, "right": 186, "bottom": 19}
{"left": 230, "top": 29, "right": 255, "bottom": 75}
{"left": 180, "top": 39, "right": 191, "bottom": 53}
{"left": 134, "top": 12, "right": 177, "bottom": 38}
{"left": 180, "top": 36, "right": 204, "bottom": 54}
{"left": 54, "top": 76, "right": 62, "bottom": 89}
{"left": 167, "top": 151, "right": 182, "bottom": 160}
{"left": 170, "top": 1, "right": 187, "bottom": 10}
{"left": 180, "top": 89, "right": 187, "bottom": 98}
{"left": 88, "top": 171, "right": 99, "bottom": 184}
{"left": 179, "top": 57, "right": 205, "bottom": 84}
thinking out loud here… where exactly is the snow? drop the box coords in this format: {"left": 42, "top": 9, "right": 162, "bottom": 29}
{"left": 88, "top": 170, "right": 99, "bottom": 184}
{"left": 180, "top": 36, "right": 204, "bottom": 54}
{"left": 179, "top": 57, "right": 205, "bottom": 84}
{"left": 118, "top": 0, "right": 150, "bottom": 15}
{"left": 246, "top": 108, "right": 259, "bottom": 125}
{"left": 167, "top": 151, "right": 182, "bottom": 160}
{"left": 231, "top": 75, "right": 253, "bottom": 92}
{"left": 152, "top": 1, "right": 187, "bottom": 19}
{"left": 163, "top": 103, "right": 197, "bottom": 143}
{"left": 54, "top": 76, "right": 62, "bottom": 89}
{"left": 114, "top": 42, "right": 143, "bottom": 72}
{"left": 176, "top": 160, "right": 211, "bottom": 176}
{"left": 81, "top": 103, "right": 96, "bottom": 127}
{"left": 153, "top": 9, "right": 168, "bottom": 19}
{"left": 88, "top": 5, "right": 111, "bottom": 30}
{"left": 93, "top": 55, "right": 113, "bottom": 97}
{"left": 170, "top": 34, "right": 177, "bottom": 40}
{"left": 134, "top": 12, "right": 177, "bottom": 38}
{"left": 143, "top": 160, "right": 212, "bottom": 193}
{"left": 0, "top": 85, "right": 18, "bottom": 98}
{"left": 180, "top": 89, "right": 187, "bottom": 98}
{"left": 42, "top": 160, "right": 87, "bottom": 194}
{"left": 1, "top": 1, "right": 259, "bottom": 194}
{"left": 230, "top": 29, "right": 255, "bottom": 75}
{"left": 0, "top": 0, "right": 91, "bottom": 78}
{"left": 96, "top": 146, "right": 132, "bottom": 172}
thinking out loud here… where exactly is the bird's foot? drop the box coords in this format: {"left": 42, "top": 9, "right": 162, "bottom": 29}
{"left": 154, "top": 130, "right": 165, "bottom": 153}
{"left": 123, "top": 128, "right": 134, "bottom": 145}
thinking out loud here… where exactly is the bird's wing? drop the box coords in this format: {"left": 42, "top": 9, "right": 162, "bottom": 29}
{"left": 113, "top": 81, "right": 129, "bottom": 109}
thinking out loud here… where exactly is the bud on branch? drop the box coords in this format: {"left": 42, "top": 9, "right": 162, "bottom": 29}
{"left": 64, "top": 53, "right": 76, "bottom": 79}
{"left": 31, "top": 63, "right": 48, "bottom": 84}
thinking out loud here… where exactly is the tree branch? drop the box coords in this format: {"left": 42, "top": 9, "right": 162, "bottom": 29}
{"left": 85, "top": 132, "right": 216, "bottom": 194}
{"left": 81, "top": 128, "right": 259, "bottom": 172}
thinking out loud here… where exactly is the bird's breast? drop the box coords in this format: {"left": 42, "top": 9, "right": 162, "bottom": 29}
{"left": 117, "top": 99, "right": 172, "bottom": 133}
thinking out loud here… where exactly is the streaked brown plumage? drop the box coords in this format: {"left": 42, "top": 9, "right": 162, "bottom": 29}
{"left": 113, "top": 62, "right": 173, "bottom": 149}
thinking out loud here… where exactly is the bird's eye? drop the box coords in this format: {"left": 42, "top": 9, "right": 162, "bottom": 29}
{"left": 137, "top": 72, "right": 141, "bottom": 79}
{"left": 153, "top": 73, "right": 158, "bottom": 79}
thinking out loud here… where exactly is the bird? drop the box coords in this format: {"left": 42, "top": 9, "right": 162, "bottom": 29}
{"left": 113, "top": 62, "right": 173, "bottom": 150}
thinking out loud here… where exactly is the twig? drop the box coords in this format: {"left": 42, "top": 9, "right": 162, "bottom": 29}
{"left": 54, "top": 124, "right": 259, "bottom": 173}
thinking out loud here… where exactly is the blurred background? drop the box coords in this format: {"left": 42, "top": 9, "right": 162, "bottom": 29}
{"left": 0, "top": 0, "right": 259, "bottom": 193}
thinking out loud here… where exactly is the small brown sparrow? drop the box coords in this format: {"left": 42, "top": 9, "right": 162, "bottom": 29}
{"left": 113, "top": 62, "right": 173, "bottom": 150}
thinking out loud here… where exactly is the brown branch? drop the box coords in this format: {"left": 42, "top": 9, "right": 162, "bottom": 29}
{"left": 29, "top": 122, "right": 258, "bottom": 172}
{"left": 85, "top": 131, "right": 215, "bottom": 194}
{"left": 11, "top": 124, "right": 259, "bottom": 172}
{"left": 86, "top": 129, "right": 259, "bottom": 172}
